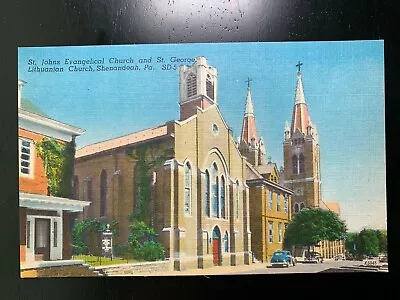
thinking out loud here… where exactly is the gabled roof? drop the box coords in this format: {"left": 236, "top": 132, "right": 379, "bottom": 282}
{"left": 256, "top": 162, "right": 278, "bottom": 177}
{"left": 75, "top": 124, "right": 170, "bottom": 158}
{"left": 21, "top": 98, "right": 49, "bottom": 118}
{"left": 245, "top": 161, "right": 263, "bottom": 180}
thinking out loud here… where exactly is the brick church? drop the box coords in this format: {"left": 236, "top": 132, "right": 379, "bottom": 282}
{"left": 74, "top": 57, "right": 252, "bottom": 271}
{"left": 281, "top": 62, "right": 344, "bottom": 258}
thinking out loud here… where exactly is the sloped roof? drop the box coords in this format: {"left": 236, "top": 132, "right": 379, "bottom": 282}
{"left": 245, "top": 161, "right": 263, "bottom": 180}
{"left": 256, "top": 163, "right": 277, "bottom": 176}
{"left": 21, "top": 98, "right": 49, "bottom": 117}
{"left": 75, "top": 124, "right": 170, "bottom": 158}
{"left": 321, "top": 201, "right": 341, "bottom": 215}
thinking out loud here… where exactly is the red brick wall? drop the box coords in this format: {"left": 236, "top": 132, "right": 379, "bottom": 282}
{"left": 19, "top": 129, "right": 49, "bottom": 195}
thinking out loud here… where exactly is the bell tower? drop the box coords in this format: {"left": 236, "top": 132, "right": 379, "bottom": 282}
{"left": 283, "top": 62, "right": 321, "bottom": 212}
{"left": 179, "top": 56, "right": 218, "bottom": 120}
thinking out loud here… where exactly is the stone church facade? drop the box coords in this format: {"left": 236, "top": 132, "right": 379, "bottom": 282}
{"left": 74, "top": 57, "right": 251, "bottom": 271}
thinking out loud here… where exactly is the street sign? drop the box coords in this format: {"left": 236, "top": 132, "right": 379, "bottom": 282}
{"left": 101, "top": 224, "right": 113, "bottom": 259}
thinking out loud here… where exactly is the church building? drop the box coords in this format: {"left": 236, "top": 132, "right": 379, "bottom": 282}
{"left": 74, "top": 57, "right": 252, "bottom": 271}
{"left": 237, "top": 80, "right": 293, "bottom": 263}
{"left": 281, "top": 62, "right": 344, "bottom": 258}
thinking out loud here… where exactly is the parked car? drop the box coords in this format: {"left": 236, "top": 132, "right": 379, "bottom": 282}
{"left": 270, "top": 250, "right": 297, "bottom": 267}
{"left": 335, "top": 254, "right": 346, "bottom": 260}
{"left": 303, "top": 251, "right": 324, "bottom": 263}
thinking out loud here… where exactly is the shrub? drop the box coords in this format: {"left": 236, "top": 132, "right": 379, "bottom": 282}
{"left": 132, "top": 241, "right": 165, "bottom": 261}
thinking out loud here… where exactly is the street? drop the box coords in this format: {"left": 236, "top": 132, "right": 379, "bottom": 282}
{"left": 224, "top": 259, "right": 378, "bottom": 275}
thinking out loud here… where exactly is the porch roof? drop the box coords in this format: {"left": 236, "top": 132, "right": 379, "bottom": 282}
{"left": 19, "top": 192, "right": 90, "bottom": 212}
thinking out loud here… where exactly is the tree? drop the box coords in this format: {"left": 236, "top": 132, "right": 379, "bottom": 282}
{"left": 376, "top": 229, "right": 387, "bottom": 254}
{"left": 345, "top": 232, "right": 358, "bottom": 256}
{"left": 358, "top": 228, "right": 380, "bottom": 256}
{"left": 283, "top": 208, "right": 347, "bottom": 253}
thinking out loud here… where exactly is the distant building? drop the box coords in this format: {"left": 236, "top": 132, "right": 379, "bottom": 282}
{"left": 237, "top": 80, "right": 293, "bottom": 262}
{"left": 18, "top": 80, "right": 89, "bottom": 264}
{"left": 74, "top": 57, "right": 252, "bottom": 271}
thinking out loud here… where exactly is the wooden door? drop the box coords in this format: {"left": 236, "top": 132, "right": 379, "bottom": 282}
{"left": 35, "top": 218, "right": 50, "bottom": 261}
{"left": 213, "top": 238, "right": 219, "bottom": 265}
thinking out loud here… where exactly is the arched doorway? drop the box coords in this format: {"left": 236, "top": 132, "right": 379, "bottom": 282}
{"left": 212, "top": 226, "right": 221, "bottom": 266}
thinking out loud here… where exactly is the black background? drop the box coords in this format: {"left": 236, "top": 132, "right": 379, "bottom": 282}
{"left": 1, "top": 0, "right": 395, "bottom": 298}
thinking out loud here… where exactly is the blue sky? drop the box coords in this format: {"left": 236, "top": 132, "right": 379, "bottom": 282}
{"left": 18, "top": 40, "right": 386, "bottom": 232}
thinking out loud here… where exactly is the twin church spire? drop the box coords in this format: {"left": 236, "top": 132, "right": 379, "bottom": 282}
{"left": 285, "top": 61, "right": 317, "bottom": 141}
{"left": 239, "top": 78, "right": 266, "bottom": 167}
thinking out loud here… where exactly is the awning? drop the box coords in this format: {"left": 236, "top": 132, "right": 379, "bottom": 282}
{"left": 19, "top": 192, "right": 90, "bottom": 212}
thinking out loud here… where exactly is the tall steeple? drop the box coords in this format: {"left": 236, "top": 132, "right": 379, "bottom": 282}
{"left": 283, "top": 61, "right": 321, "bottom": 212}
{"left": 239, "top": 78, "right": 267, "bottom": 167}
{"left": 240, "top": 78, "right": 258, "bottom": 146}
{"left": 290, "top": 61, "right": 311, "bottom": 135}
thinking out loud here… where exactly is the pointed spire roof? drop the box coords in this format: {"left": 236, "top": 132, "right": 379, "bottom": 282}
{"left": 284, "top": 120, "right": 290, "bottom": 132}
{"left": 290, "top": 65, "right": 311, "bottom": 135}
{"left": 244, "top": 87, "right": 254, "bottom": 116}
{"left": 240, "top": 78, "right": 259, "bottom": 145}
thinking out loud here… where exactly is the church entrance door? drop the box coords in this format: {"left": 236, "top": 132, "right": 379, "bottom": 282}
{"left": 212, "top": 226, "right": 221, "bottom": 266}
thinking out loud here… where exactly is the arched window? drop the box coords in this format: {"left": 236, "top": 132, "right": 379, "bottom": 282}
{"left": 206, "top": 74, "right": 214, "bottom": 100}
{"left": 211, "top": 163, "right": 219, "bottom": 218}
{"left": 72, "top": 176, "right": 79, "bottom": 200}
{"left": 299, "top": 154, "right": 305, "bottom": 174}
{"left": 300, "top": 202, "right": 306, "bottom": 210}
{"left": 220, "top": 176, "right": 225, "bottom": 219}
{"left": 184, "top": 162, "right": 192, "bottom": 215}
{"left": 224, "top": 231, "right": 229, "bottom": 252}
{"left": 292, "top": 155, "right": 298, "bottom": 174}
{"left": 187, "top": 73, "right": 197, "bottom": 97}
{"left": 236, "top": 181, "right": 240, "bottom": 219}
{"left": 100, "top": 170, "right": 107, "bottom": 217}
{"left": 205, "top": 170, "right": 210, "bottom": 217}
{"left": 294, "top": 203, "right": 299, "bottom": 213}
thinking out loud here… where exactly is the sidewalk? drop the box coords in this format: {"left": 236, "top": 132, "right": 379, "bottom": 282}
{"left": 108, "top": 261, "right": 268, "bottom": 276}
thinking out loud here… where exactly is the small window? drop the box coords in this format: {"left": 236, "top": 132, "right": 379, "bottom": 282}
{"left": 54, "top": 221, "right": 58, "bottom": 247}
{"left": 187, "top": 73, "right": 197, "bottom": 97}
{"left": 212, "top": 124, "right": 219, "bottom": 135}
{"left": 26, "top": 221, "right": 30, "bottom": 248}
{"left": 284, "top": 195, "right": 289, "bottom": 214}
{"left": 224, "top": 232, "right": 229, "bottom": 252}
{"left": 220, "top": 176, "right": 225, "bottom": 219}
{"left": 277, "top": 194, "right": 281, "bottom": 211}
{"left": 184, "top": 162, "right": 192, "bottom": 215}
{"left": 236, "top": 181, "right": 240, "bottom": 219}
{"left": 268, "top": 191, "right": 273, "bottom": 210}
{"left": 299, "top": 154, "right": 305, "bottom": 174}
{"left": 205, "top": 170, "right": 210, "bottom": 217}
{"left": 294, "top": 203, "right": 299, "bottom": 213}
{"left": 19, "top": 138, "right": 33, "bottom": 176}
{"left": 278, "top": 223, "right": 283, "bottom": 243}
{"left": 300, "top": 202, "right": 306, "bottom": 210}
{"left": 268, "top": 222, "right": 274, "bottom": 243}
{"left": 206, "top": 75, "right": 214, "bottom": 100}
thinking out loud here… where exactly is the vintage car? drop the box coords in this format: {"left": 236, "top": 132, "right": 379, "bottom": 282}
{"left": 303, "top": 251, "right": 324, "bottom": 263}
{"left": 270, "top": 250, "right": 297, "bottom": 267}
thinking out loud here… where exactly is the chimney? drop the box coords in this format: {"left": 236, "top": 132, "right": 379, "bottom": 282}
{"left": 18, "top": 80, "right": 25, "bottom": 109}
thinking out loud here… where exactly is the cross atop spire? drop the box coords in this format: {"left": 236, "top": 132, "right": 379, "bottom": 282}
{"left": 246, "top": 77, "right": 252, "bottom": 88}
{"left": 296, "top": 61, "right": 303, "bottom": 73}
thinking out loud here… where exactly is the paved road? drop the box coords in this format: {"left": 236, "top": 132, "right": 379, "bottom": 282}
{"left": 224, "top": 260, "right": 368, "bottom": 275}
{"left": 113, "top": 259, "right": 373, "bottom": 276}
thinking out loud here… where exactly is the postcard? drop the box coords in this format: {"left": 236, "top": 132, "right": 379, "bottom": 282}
{"left": 18, "top": 41, "right": 387, "bottom": 277}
